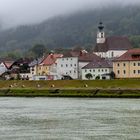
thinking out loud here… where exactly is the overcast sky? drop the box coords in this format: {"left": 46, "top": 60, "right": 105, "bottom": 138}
{"left": 0, "top": 0, "right": 139, "bottom": 28}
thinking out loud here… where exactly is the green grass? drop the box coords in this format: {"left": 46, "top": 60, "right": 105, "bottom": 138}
{"left": 0, "top": 79, "right": 139, "bottom": 89}
{"left": 0, "top": 79, "right": 139, "bottom": 97}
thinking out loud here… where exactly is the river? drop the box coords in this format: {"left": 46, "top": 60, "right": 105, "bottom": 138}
{"left": 0, "top": 98, "right": 139, "bottom": 140}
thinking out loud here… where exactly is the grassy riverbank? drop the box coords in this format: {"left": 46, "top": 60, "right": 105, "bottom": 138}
{"left": 0, "top": 80, "right": 140, "bottom": 97}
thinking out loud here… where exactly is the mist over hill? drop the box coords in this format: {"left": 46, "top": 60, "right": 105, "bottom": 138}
{"left": 0, "top": 5, "right": 140, "bottom": 56}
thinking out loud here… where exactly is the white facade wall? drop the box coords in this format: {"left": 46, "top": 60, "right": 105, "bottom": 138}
{"left": 57, "top": 57, "right": 78, "bottom": 79}
{"left": 20, "top": 73, "right": 33, "bottom": 80}
{"left": 97, "top": 31, "right": 106, "bottom": 44}
{"left": 0, "top": 63, "right": 8, "bottom": 75}
{"left": 78, "top": 62, "right": 89, "bottom": 79}
{"left": 94, "top": 50, "right": 127, "bottom": 58}
{"left": 82, "top": 68, "right": 112, "bottom": 80}
{"left": 30, "top": 65, "right": 37, "bottom": 80}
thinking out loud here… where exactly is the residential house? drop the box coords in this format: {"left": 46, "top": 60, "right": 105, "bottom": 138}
{"left": 82, "top": 59, "right": 112, "bottom": 80}
{"left": 93, "top": 22, "right": 132, "bottom": 58}
{"left": 57, "top": 49, "right": 101, "bottom": 79}
{"left": 38, "top": 53, "right": 63, "bottom": 80}
{"left": 9, "top": 58, "right": 32, "bottom": 80}
{"left": 29, "top": 57, "right": 44, "bottom": 80}
{"left": 113, "top": 49, "right": 140, "bottom": 78}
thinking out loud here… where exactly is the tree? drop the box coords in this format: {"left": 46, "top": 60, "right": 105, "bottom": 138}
{"left": 110, "top": 71, "right": 116, "bottom": 79}
{"left": 31, "top": 44, "right": 46, "bottom": 58}
{"left": 85, "top": 73, "right": 93, "bottom": 80}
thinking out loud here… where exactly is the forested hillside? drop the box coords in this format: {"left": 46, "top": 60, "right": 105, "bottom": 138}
{"left": 0, "top": 5, "right": 140, "bottom": 57}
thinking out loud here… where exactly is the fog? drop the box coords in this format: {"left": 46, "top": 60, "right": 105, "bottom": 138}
{"left": 0, "top": 0, "right": 140, "bottom": 28}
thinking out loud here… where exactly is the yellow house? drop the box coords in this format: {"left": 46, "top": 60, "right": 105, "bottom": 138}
{"left": 113, "top": 49, "right": 140, "bottom": 78}
{"left": 38, "top": 53, "right": 63, "bottom": 76}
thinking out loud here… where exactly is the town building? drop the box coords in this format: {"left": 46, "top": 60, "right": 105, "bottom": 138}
{"left": 82, "top": 59, "right": 113, "bottom": 80}
{"left": 93, "top": 22, "right": 132, "bottom": 58}
{"left": 113, "top": 49, "right": 140, "bottom": 78}
{"left": 57, "top": 49, "right": 102, "bottom": 79}
{"left": 38, "top": 53, "right": 63, "bottom": 80}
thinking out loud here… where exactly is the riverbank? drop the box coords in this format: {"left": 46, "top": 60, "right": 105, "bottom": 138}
{"left": 0, "top": 80, "right": 140, "bottom": 97}
{"left": 0, "top": 88, "right": 140, "bottom": 98}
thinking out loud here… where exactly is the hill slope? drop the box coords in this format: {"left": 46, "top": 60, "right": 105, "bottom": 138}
{"left": 0, "top": 5, "right": 140, "bottom": 56}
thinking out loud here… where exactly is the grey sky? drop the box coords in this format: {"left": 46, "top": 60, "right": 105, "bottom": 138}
{"left": 0, "top": 0, "right": 139, "bottom": 28}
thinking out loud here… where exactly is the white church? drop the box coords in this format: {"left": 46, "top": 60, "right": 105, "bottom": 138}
{"left": 93, "top": 22, "right": 132, "bottom": 58}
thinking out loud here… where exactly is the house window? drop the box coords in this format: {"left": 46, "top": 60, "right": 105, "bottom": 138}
{"left": 134, "top": 70, "right": 136, "bottom": 74}
{"left": 138, "top": 63, "right": 140, "bottom": 66}
{"left": 138, "top": 70, "right": 140, "bottom": 74}
{"left": 102, "top": 69, "right": 104, "bottom": 72}
{"left": 71, "top": 64, "right": 73, "bottom": 67}
{"left": 98, "top": 69, "right": 100, "bottom": 72}
{"left": 67, "top": 58, "right": 69, "bottom": 60}
{"left": 117, "top": 70, "right": 120, "bottom": 74}
{"left": 85, "top": 70, "right": 87, "bottom": 72}
{"left": 71, "top": 58, "right": 73, "bottom": 60}
{"left": 69, "top": 71, "right": 71, "bottom": 73}
{"left": 134, "top": 63, "right": 136, "bottom": 66}
{"left": 123, "top": 63, "right": 126, "bottom": 67}
{"left": 62, "top": 58, "right": 64, "bottom": 61}
{"left": 117, "top": 63, "right": 120, "bottom": 67}
{"left": 66, "top": 64, "right": 68, "bottom": 67}
{"left": 74, "top": 71, "right": 76, "bottom": 73}
{"left": 111, "top": 52, "right": 114, "bottom": 57}
{"left": 74, "top": 64, "right": 77, "bottom": 67}
{"left": 93, "top": 70, "right": 95, "bottom": 72}
{"left": 61, "top": 64, "right": 63, "bottom": 67}
{"left": 123, "top": 70, "right": 126, "bottom": 74}
{"left": 89, "top": 69, "right": 92, "bottom": 72}
{"left": 105, "top": 69, "right": 107, "bottom": 72}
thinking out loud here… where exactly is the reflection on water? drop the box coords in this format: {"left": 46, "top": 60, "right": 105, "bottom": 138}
{"left": 0, "top": 98, "right": 139, "bottom": 140}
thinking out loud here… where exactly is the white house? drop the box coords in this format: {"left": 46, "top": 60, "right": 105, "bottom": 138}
{"left": 57, "top": 55, "right": 78, "bottom": 79}
{"left": 93, "top": 22, "right": 132, "bottom": 58}
{"left": 0, "top": 62, "right": 8, "bottom": 75}
{"left": 82, "top": 59, "right": 113, "bottom": 80}
{"left": 57, "top": 49, "right": 102, "bottom": 79}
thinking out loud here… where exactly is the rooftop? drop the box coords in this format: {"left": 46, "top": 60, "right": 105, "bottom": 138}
{"left": 114, "top": 48, "right": 140, "bottom": 61}
{"left": 94, "top": 36, "right": 132, "bottom": 52}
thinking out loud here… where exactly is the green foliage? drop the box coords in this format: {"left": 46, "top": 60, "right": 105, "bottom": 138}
{"left": 0, "top": 5, "right": 140, "bottom": 56}
{"left": 129, "top": 36, "right": 140, "bottom": 48}
{"left": 85, "top": 73, "right": 93, "bottom": 80}
{"left": 30, "top": 44, "right": 46, "bottom": 58}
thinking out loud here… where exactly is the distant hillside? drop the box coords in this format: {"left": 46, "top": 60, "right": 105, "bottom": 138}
{"left": 0, "top": 5, "right": 140, "bottom": 56}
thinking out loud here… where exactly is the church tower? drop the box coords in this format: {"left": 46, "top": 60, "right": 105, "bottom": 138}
{"left": 96, "top": 22, "right": 106, "bottom": 44}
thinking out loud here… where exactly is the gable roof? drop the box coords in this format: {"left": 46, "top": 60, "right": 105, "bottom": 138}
{"left": 82, "top": 59, "right": 112, "bottom": 69}
{"left": 94, "top": 36, "right": 132, "bottom": 52}
{"left": 114, "top": 49, "right": 140, "bottom": 61}
{"left": 40, "top": 54, "right": 63, "bottom": 66}
{"left": 63, "top": 50, "right": 102, "bottom": 62}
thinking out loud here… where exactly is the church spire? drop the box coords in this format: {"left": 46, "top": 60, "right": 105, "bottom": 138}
{"left": 96, "top": 22, "right": 106, "bottom": 44}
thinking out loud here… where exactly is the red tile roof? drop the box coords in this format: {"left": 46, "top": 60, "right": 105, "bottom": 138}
{"left": 40, "top": 54, "right": 63, "bottom": 65}
{"left": 114, "top": 49, "right": 140, "bottom": 61}
{"left": 94, "top": 36, "right": 132, "bottom": 52}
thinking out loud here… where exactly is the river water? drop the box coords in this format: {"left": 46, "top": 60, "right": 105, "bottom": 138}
{"left": 0, "top": 98, "right": 139, "bottom": 140}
